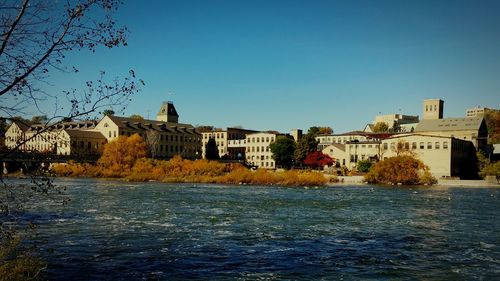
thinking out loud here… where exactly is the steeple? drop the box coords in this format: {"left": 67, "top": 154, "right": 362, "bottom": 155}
{"left": 157, "top": 101, "right": 179, "bottom": 123}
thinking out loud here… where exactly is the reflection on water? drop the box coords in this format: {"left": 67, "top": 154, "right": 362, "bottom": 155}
{"left": 14, "top": 178, "right": 500, "bottom": 280}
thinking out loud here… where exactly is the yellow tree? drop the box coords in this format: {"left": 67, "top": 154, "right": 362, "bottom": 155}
{"left": 98, "top": 134, "right": 147, "bottom": 176}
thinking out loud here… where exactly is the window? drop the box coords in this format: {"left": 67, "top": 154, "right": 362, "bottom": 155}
{"left": 427, "top": 142, "right": 432, "bottom": 149}
{"left": 390, "top": 143, "right": 395, "bottom": 150}
{"left": 435, "top": 142, "right": 440, "bottom": 149}
{"left": 114, "top": 131, "right": 117, "bottom": 138}
{"left": 383, "top": 143, "right": 388, "bottom": 150}
{"left": 425, "top": 105, "right": 428, "bottom": 111}
{"left": 443, "top": 142, "right": 448, "bottom": 149}
{"left": 420, "top": 142, "right": 424, "bottom": 149}
{"left": 404, "top": 142, "right": 409, "bottom": 150}
{"left": 412, "top": 142, "right": 417, "bottom": 149}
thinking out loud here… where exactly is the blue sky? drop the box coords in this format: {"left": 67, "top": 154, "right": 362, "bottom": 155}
{"left": 39, "top": 0, "right": 500, "bottom": 133}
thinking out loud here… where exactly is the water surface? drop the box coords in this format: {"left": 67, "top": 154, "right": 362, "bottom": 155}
{"left": 18, "top": 178, "right": 500, "bottom": 280}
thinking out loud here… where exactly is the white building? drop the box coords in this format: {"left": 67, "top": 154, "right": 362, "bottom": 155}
{"left": 245, "top": 132, "right": 277, "bottom": 169}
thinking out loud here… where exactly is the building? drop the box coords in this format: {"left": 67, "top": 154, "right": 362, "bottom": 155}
{"left": 5, "top": 120, "right": 30, "bottom": 151}
{"left": 245, "top": 132, "right": 277, "bottom": 169}
{"left": 380, "top": 134, "right": 477, "bottom": 179}
{"left": 466, "top": 107, "right": 489, "bottom": 117}
{"left": 322, "top": 141, "right": 381, "bottom": 170}
{"left": 95, "top": 115, "right": 201, "bottom": 159}
{"left": 316, "top": 131, "right": 391, "bottom": 150}
{"left": 415, "top": 118, "right": 488, "bottom": 150}
{"left": 290, "top": 129, "right": 303, "bottom": 142}
{"left": 5, "top": 120, "right": 105, "bottom": 156}
{"left": 373, "top": 114, "right": 419, "bottom": 130}
{"left": 423, "top": 99, "right": 444, "bottom": 120}
{"left": 201, "top": 127, "right": 258, "bottom": 159}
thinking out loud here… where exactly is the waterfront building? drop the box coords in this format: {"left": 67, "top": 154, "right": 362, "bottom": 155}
{"left": 5, "top": 120, "right": 30, "bottom": 150}
{"left": 322, "top": 141, "right": 381, "bottom": 170}
{"left": 380, "top": 134, "right": 477, "bottom": 179}
{"left": 201, "top": 127, "right": 257, "bottom": 159}
{"left": 5, "top": 120, "right": 103, "bottom": 156}
{"left": 95, "top": 103, "right": 201, "bottom": 159}
{"left": 316, "top": 131, "right": 391, "bottom": 151}
{"left": 245, "top": 132, "right": 277, "bottom": 169}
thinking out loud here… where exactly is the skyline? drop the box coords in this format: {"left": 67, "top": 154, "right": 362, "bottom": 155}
{"left": 20, "top": 0, "right": 500, "bottom": 132}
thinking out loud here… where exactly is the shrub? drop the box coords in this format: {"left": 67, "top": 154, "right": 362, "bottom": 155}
{"left": 365, "top": 155, "right": 435, "bottom": 185}
{"left": 356, "top": 160, "right": 372, "bottom": 173}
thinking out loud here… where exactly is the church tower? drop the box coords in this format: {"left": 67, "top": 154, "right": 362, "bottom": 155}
{"left": 156, "top": 101, "right": 179, "bottom": 123}
{"left": 423, "top": 99, "right": 444, "bottom": 120}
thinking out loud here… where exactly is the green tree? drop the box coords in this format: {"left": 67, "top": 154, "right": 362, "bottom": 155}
{"left": 129, "top": 114, "right": 144, "bottom": 120}
{"left": 30, "top": 115, "right": 48, "bottom": 125}
{"left": 205, "top": 138, "right": 220, "bottom": 160}
{"left": 294, "top": 133, "right": 319, "bottom": 165}
{"left": 103, "top": 109, "right": 115, "bottom": 116}
{"left": 356, "top": 159, "right": 372, "bottom": 173}
{"left": 270, "top": 136, "right": 296, "bottom": 169}
{"left": 372, "top": 122, "right": 389, "bottom": 133}
{"left": 196, "top": 125, "right": 214, "bottom": 133}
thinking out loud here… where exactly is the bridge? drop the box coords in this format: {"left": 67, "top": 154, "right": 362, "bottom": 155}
{"left": 1, "top": 151, "right": 100, "bottom": 174}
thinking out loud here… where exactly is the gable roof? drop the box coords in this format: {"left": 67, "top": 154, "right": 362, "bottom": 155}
{"left": 415, "top": 117, "right": 484, "bottom": 132}
{"left": 12, "top": 120, "right": 31, "bottom": 131}
{"left": 104, "top": 115, "right": 196, "bottom": 134}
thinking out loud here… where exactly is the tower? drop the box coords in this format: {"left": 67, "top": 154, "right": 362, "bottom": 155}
{"left": 423, "top": 99, "right": 444, "bottom": 120}
{"left": 156, "top": 101, "right": 179, "bottom": 123}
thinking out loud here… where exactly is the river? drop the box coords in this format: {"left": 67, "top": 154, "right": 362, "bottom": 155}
{"left": 13, "top": 178, "right": 500, "bottom": 280}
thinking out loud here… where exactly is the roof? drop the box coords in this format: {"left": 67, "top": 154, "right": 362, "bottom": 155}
{"left": 105, "top": 115, "right": 196, "bottom": 134}
{"left": 323, "top": 143, "right": 346, "bottom": 152}
{"left": 415, "top": 117, "right": 484, "bottom": 132}
{"left": 157, "top": 101, "right": 179, "bottom": 117}
{"left": 64, "top": 129, "right": 106, "bottom": 139}
{"left": 29, "top": 120, "right": 97, "bottom": 131}
{"left": 12, "top": 120, "right": 31, "bottom": 131}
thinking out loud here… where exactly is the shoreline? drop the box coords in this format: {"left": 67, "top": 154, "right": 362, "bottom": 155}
{"left": 4, "top": 174, "right": 499, "bottom": 188}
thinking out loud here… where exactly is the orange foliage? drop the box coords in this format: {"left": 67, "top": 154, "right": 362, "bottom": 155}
{"left": 52, "top": 141, "right": 328, "bottom": 186}
{"left": 364, "top": 155, "right": 436, "bottom": 185}
{"left": 98, "top": 134, "right": 147, "bottom": 177}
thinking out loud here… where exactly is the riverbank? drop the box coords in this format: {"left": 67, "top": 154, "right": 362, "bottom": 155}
{"left": 49, "top": 157, "right": 331, "bottom": 187}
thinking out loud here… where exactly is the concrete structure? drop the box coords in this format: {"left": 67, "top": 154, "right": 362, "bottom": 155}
{"left": 466, "top": 107, "right": 489, "bottom": 117}
{"left": 201, "top": 127, "right": 257, "bottom": 159}
{"left": 415, "top": 117, "right": 488, "bottom": 150}
{"left": 423, "top": 99, "right": 444, "bottom": 120}
{"left": 373, "top": 114, "right": 419, "bottom": 130}
{"left": 245, "top": 132, "right": 277, "bottom": 169}
{"left": 381, "top": 134, "right": 477, "bottom": 179}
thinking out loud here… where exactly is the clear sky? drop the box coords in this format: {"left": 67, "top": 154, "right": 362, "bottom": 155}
{"left": 39, "top": 0, "right": 500, "bottom": 133}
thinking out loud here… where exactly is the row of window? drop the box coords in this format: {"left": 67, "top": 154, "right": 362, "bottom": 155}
{"left": 318, "top": 136, "right": 366, "bottom": 144}
{"left": 247, "top": 155, "right": 271, "bottom": 160}
{"left": 247, "top": 136, "right": 275, "bottom": 143}
{"left": 246, "top": 146, "right": 271, "bottom": 153}
{"left": 383, "top": 141, "right": 449, "bottom": 150}
{"left": 249, "top": 161, "right": 274, "bottom": 168}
